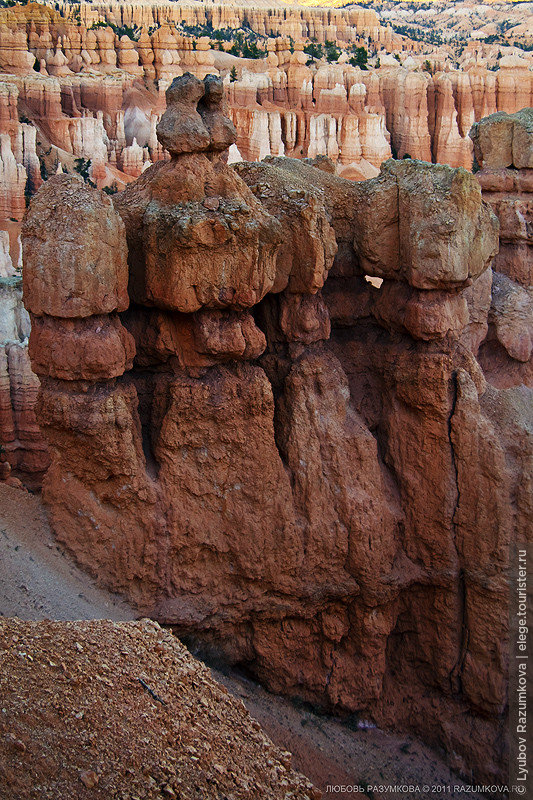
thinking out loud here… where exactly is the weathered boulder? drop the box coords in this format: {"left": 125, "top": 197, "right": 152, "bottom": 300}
{"left": 353, "top": 159, "right": 499, "bottom": 290}
{"left": 470, "top": 108, "right": 533, "bottom": 170}
{"left": 233, "top": 158, "right": 337, "bottom": 294}
{"left": 198, "top": 73, "right": 237, "bottom": 152}
{"left": 115, "top": 154, "right": 282, "bottom": 312}
{"left": 156, "top": 72, "right": 211, "bottom": 156}
{"left": 236, "top": 156, "right": 360, "bottom": 281}
{"left": 22, "top": 174, "right": 129, "bottom": 318}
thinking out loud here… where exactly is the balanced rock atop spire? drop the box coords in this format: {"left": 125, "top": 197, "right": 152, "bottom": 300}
{"left": 115, "top": 73, "right": 281, "bottom": 314}
{"left": 156, "top": 72, "right": 236, "bottom": 156}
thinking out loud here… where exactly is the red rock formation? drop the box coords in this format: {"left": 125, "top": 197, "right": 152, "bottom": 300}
{"left": 23, "top": 174, "right": 130, "bottom": 318}
{"left": 115, "top": 74, "right": 281, "bottom": 312}
{"left": 22, "top": 85, "right": 531, "bottom": 791}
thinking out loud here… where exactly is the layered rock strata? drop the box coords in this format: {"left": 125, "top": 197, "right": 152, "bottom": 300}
{"left": 62, "top": 2, "right": 386, "bottom": 49}
{"left": 23, "top": 82, "right": 532, "bottom": 788}
{"left": 0, "top": 2, "right": 532, "bottom": 196}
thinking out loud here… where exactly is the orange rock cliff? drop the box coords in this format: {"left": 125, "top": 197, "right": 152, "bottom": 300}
{"left": 19, "top": 79, "right": 533, "bottom": 789}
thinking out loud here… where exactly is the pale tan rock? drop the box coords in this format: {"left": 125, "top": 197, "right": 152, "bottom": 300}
{"left": 354, "top": 159, "right": 499, "bottom": 289}
{"left": 431, "top": 74, "right": 473, "bottom": 170}
{"left": 0, "top": 133, "right": 26, "bottom": 222}
{"left": 380, "top": 68, "right": 432, "bottom": 162}
{"left": 0, "top": 230, "right": 15, "bottom": 278}
{"left": 512, "top": 108, "right": 533, "bottom": 169}
{"left": 0, "top": 25, "right": 34, "bottom": 73}
{"left": 121, "top": 137, "right": 145, "bottom": 178}
{"left": 470, "top": 108, "right": 533, "bottom": 169}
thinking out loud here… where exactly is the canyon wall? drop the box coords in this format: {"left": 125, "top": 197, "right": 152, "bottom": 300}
{"left": 60, "top": 1, "right": 389, "bottom": 49}
{"left": 22, "top": 86, "right": 533, "bottom": 788}
{"left": 471, "top": 109, "right": 533, "bottom": 389}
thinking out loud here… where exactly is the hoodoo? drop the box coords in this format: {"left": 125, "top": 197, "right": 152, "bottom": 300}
{"left": 22, "top": 82, "right": 533, "bottom": 787}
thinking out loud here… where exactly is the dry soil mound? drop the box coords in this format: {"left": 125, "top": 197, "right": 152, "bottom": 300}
{"left": 0, "top": 617, "right": 318, "bottom": 800}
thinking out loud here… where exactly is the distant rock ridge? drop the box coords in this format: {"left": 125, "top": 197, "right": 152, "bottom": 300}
{"left": 20, "top": 88, "right": 532, "bottom": 788}
{"left": 0, "top": 1, "right": 532, "bottom": 207}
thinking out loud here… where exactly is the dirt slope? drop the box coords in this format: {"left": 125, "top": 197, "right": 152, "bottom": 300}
{"left": 0, "top": 483, "right": 135, "bottom": 621}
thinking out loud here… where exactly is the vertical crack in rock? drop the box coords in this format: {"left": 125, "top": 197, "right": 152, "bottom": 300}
{"left": 448, "top": 369, "right": 461, "bottom": 537}
{"left": 447, "top": 370, "right": 468, "bottom": 696}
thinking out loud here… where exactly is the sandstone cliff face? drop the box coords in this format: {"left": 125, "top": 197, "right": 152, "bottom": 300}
{"left": 23, "top": 83, "right": 532, "bottom": 787}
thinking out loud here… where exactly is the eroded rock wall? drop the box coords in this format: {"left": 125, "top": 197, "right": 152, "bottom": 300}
{"left": 22, "top": 87, "right": 532, "bottom": 787}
